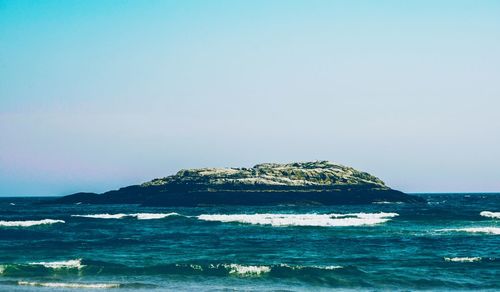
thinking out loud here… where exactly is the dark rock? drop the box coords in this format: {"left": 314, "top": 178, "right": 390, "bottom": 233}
{"left": 51, "top": 161, "right": 425, "bottom": 206}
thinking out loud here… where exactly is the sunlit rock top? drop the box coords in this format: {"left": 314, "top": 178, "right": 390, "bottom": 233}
{"left": 141, "top": 161, "right": 387, "bottom": 188}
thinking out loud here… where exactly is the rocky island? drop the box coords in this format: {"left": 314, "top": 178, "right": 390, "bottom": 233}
{"left": 53, "top": 161, "right": 424, "bottom": 206}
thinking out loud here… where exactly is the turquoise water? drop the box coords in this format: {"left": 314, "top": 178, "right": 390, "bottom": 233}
{"left": 0, "top": 193, "right": 498, "bottom": 291}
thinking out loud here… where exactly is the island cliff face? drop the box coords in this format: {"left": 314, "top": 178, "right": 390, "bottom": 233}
{"left": 54, "top": 161, "right": 424, "bottom": 206}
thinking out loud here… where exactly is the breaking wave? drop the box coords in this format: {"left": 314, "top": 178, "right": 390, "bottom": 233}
{"left": 0, "top": 259, "right": 85, "bottom": 277}
{"left": 71, "top": 213, "right": 180, "bottom": 220}
{"left": 0, "top": 260, "right": 347, "bottom": 279}
{"left": 278, "top": 264, "right": 343, "bottom": 270}
{"left": 372, "top": 201, "right": 403, "bottom": 204}
{"left": 444, "top": 257, "right": 482, "bottom": 263}
{"left": 17, "top": 281, "right": 120, "bottom": 289}
{"left": 196, "top": 212, "right": 398, "bottom": 227}
{"left": 440, "top": 227, "right": 500, "bottom": 235}
{"left": 72, "top": 214, "right": 128, "bottom": 219}
{"left": 222, "top": 264, "right": 341, "bottom": 276}
{"left": 223, "top": 264, "right": 271, "bottom": 276}
{"left": 131, "top": 213, "right": 180, "bottom": 220}
{"left": 28, "top": 259, "right": 85, "bottom": 269}
{"left": 0, "top": 219, "right": 64, "bottom": 227}
{"left": 480, "top": 211, "right": 500, "bottom": 219}
{"left": 166, "top": 263, "right": 346, "bottom": 278}
{"left": 70, "top": 212, "right": 399, "bottom": 226}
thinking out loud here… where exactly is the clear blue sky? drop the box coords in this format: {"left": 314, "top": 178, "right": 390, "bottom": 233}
{"left": 1, "top": 0, "right": 499, "bottom": 196}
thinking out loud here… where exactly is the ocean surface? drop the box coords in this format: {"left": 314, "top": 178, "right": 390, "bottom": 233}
{"left": 0, "top": 193, "right": 498, "bottom": 291}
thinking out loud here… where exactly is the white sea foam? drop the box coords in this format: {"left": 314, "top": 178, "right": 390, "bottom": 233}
{"left": 130, "top": 213, "right": 180, "bottom": 220}
{"left": 223, "top": 264, "right": 271, "bottom": 276}
{"left": 197, "top": 212, "right": 398, "bottom": 227}
{"left": 444, "top": 257, "right": 481, "bottom": 262}
{"left": 441, "top": 227, "right": 500, "bottom": 235}
{"left": 176, "top": 264, "right": 204, "bottom": 271}
{"left": 330, "top": 212, "right": 399, "bottom": 219}
{"left": 71, "top": 213, "right": 179, "bottom": 220}
{"left": 313, "top": 265, "right": 343, "bottom": 270}
{"left": 0, "top": 219, "right": 64, "bottom": 227}
{"left": 18, "top": 281, "right": 119, "bottom": 289}
{"left": 480, "top": 211, "right": 500, "bottom": 219}
{"left": 29, "top": 259, "right": 85, "bottom": 269}
{"left": 279, "top": 264, "right": 343, "bottom": 270}
{"left": 71, "top": 213, "right": 128, "bottom": 219}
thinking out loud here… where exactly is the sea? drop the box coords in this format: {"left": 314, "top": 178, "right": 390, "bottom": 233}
{"left": 0, "top": 193, "right": 498, "bottom": 291}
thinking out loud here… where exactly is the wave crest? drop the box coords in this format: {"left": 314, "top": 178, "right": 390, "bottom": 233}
{"left": 29, "top": 259, "right": 84, "bottom": 269}
{"left": 182, "top": 263, "right": 344, "bottom": 277}
{"left": 131, "top": 213, "right": 180, "bottom": 220}
{"left": 223, "top": 264, "right": 271, "bottom": 276}
{"left": 71, "top": 213, "right": 180, "bottom": 220}
{"left": 71, "top": 214, "right": 128, "bottom": 219}
{"left": 18, "top": 281, "right": 119, "bottom": 289}
{"left": 440, "top": 227, "right": 500, "bottom": 235}
{"left": 279, "top": 264, "right": 343, "bottom": 270}
{"left": 444, "top": 257, "right": 482, "bottom": 262}
{"left": 1, "top": 260, "right": 347, "bottom": 279}
{"left": 480, "top": 211, "right": 500, "bottom": 219}
{"left": 0, "top": 219, "right": 64, "bottom": 227}
{"left": 197, "top": 212, "right": 398, "bottom": 227}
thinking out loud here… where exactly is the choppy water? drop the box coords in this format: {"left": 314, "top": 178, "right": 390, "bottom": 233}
{"left": 0, "top": 193, "right": 499, "bottom": 291}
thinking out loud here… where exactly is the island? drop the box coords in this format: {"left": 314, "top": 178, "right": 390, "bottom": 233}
{"left": 53, "top": 161, "right": 425, "bottom": 206}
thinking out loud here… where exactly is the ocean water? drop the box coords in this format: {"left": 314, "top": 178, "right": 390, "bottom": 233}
{"left": 0, "top": 193, "right": 498, "bottom": 291}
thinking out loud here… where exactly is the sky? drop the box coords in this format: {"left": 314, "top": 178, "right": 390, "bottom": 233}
{"left": 1, "top": 0, "right": 499, "bottom": 196}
